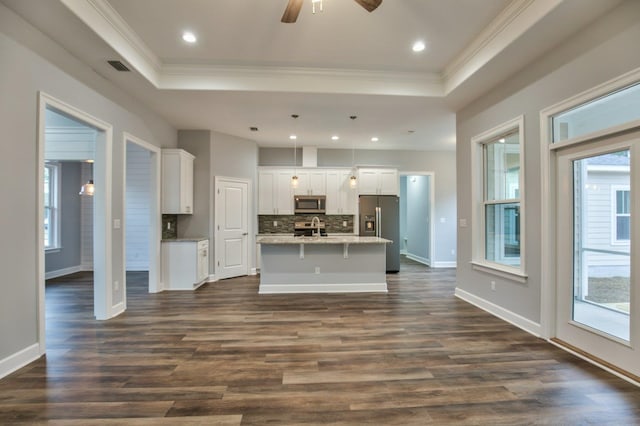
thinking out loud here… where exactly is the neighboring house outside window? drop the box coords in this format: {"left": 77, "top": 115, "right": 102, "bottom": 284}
{"left": 44, "top": 162, "right": 61, "bottom": 250}
{"left": 612, "top": 185, "right": 630, "bottom": 244}
{"left": 471, "top": 116, "right": 525, "bottom": 279}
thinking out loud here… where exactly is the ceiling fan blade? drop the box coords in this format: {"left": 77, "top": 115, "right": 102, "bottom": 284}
{"left": 281, "top": 0, "right": 304, "bottom": 23}
{"left": 353, "top": 0, "right": 382, "bottom": 13}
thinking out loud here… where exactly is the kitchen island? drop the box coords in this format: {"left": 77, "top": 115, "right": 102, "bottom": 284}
{"left": 256, "top": 235, "right": 391, "bottom": 294}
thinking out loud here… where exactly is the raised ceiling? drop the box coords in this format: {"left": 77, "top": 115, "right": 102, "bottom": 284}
{"left": 1, "top": 0, "right": 624, "bottom": 150}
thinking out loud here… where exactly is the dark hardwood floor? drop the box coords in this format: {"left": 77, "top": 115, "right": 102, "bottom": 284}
{"left": 1, "top": 259, "right": 639, "bottom": 424}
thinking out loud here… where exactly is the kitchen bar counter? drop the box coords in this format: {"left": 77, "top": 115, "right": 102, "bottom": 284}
{"left": 257, "top": 235, "right": 391, "bottom": 294}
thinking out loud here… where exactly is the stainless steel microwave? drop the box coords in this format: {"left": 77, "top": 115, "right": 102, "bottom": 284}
{"left": 294, "top": 195, "right": 326, "bottom": 214}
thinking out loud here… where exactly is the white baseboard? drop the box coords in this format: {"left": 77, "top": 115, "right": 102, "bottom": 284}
{"left": 433, "top": 261, "right": 457, "bottom": 268}
{"left": 405, "top": 253, "right": 430, "bottom": 266}
{"left": 0, "top": 343, "right": 41, "bottom": 379}
{"left": 259, "top": 282, "right": 388, "bottom": 294}
{"left": 250, "top": 268, "right": 258, "bottom": 276}
{"left": 208, "top": 274, "right": 217, "bottom": 283}
{"left": 45, "top": 265, "right": 82, "bottom": 280}
{"left": 111, "top": 301, "right": 126, "bottom": 318}
{"left": 454, "top": 287, "right": 541, "bottom": 337}
{"left": 400, "top": 249, "right": 408, "bottom": 255}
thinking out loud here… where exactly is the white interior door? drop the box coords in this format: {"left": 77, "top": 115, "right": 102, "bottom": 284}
{"left": 215, "top": 177, "right": 249, "bottom": 279}
{"left": 555, "top": 133, "right": 639, "bottom": 379}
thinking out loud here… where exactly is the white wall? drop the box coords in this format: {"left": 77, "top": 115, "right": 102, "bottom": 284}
{"left": 406, "top": 175, "right": 431, "bottom": 263}
{"left": 455, "top": 0, "right": 640, "bottom": 325}
{"left": 0, "top": 4, "right": 176, "bottom": 368}
{"left": 125, "top": 143, "right": 151, "bottom": 271}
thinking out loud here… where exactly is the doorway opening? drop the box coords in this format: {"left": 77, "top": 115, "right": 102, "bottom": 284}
{"left": 38, "top": 92, "right": 114, "bottom": 354}
{"left": 400, "top": 173, "right": 435, "bottom": 267}
{"left": 124, "top": 134, "right": 161, "bottom": 298}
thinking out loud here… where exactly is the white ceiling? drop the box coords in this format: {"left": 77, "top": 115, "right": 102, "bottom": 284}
{"left": 1, "top": 0, "right": 624, "bottom": 150}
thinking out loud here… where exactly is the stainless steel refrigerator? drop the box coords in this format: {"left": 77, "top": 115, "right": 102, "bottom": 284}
{"left": 359, "top": 195, "right": 400, "bottom": 272}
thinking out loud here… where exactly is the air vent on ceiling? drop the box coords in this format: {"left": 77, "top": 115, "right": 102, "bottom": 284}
{"left": 107, "top": 60, "right": 130, "bottom": 72}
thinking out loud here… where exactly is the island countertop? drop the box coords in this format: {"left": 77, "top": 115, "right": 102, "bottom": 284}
{"left": 256, "top": 235, "right": 392, "bottom": 245}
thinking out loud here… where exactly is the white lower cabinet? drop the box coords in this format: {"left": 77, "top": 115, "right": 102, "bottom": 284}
{"left": 162, "top": 239, "right": 209, "bottom": 290}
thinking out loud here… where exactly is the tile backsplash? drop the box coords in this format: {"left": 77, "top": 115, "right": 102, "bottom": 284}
{"left": 162, "top": 214, "right": 178, "bottom": 239}
{"left": 259, "top": 215, "right": 354, "bottom": 234}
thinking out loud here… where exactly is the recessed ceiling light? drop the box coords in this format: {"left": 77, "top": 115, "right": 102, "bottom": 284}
{"left": 331, "top": 135, "right": 339, "bottom": 141}
{"left": 182, "top": 31, "right": 197, "bottom": 43}
{"left": 289, "top": 135, "right": 297, "bottom": 140}
{"left": 412, "top": 40, "right": 426, "bottom": 52}
{"left": 371, "top": 137, "right": 379, "bottom": 142}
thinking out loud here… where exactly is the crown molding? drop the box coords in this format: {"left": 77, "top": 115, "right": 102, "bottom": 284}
{"left": 60, "top": 0, "right": 162, "bottom": 85}
{"left": 160, "top": 64, "right": 444, "bottom": 96}
{"left": 442, "top": 0, "right": 563, "bottom": 95}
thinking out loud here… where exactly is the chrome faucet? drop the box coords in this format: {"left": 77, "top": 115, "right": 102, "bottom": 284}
{"left": 311, "top": 216, "right": 321, "bottom": 237}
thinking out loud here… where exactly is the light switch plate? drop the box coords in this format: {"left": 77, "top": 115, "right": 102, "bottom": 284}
{"left": 113, "top": 219, "right": 121, "bottom": 229}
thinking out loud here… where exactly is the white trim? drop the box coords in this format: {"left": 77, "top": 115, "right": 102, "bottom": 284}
{"left": 443, "top": 0, "right": 562, "bottom": 94}
{"left": 405, "top": 253, "right": 430, "bottom": 266}
{"left": 259, "top": 283, "right": 388, "bottom": 294}
{"left": 432, "top": 261, "right": 457, "bottom": 268}
{"left": 455, "top": 288, "right": 541, "bottom": 337}
{"left": 470, "top": 115, "right": 526, "bottom": 276}
{"left": 250, "top": 268, "right": 258, "bottom": 276}
{"left": 399, "top": 171, "right": 436, "bottom": 271}
{"left": 547, "top": 340, "right": 640, "bottom": 388}
{"left": 539, "top": 66, "right": 640, "bottom": 340}
{"left": 123, "top": 133, "right": 162, "bottom": 296}
{"left": 111, "top": 301, "right": 126, "bottom": 317}
{"left": 471, "top": 261, "right": 528, "bottom": 283}
{"left": 0, "top": 343, "right": 41, "bottom": 380}
{"left": 214, "top": 176, "right": 252, "bottom": 279}
{"left": 208, "top": 274, "right": 218, "bottom": 282}
{"left": 44, "top": 265, "right": 83, "bottom": 280}
{"left": 38, "top": 91, "right": 115, "bottom": 360}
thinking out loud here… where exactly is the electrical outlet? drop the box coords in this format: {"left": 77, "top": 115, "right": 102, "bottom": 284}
{"left": 451, "top": 249, "right": 455, "bottom": 255}
{"left": 343, "top": 221, "right": 347, "bottom": 227}
{"left": 491, "top": 281, "right": 496, "bottom": 291}
{"left": 315, "top": 266, "right": 320, "bottom": 274}
{"left": 167, "top": 222, "right": 171, "bottom": 230}
{"left": 273, "top": 221, "right": 278, "bottom": 227}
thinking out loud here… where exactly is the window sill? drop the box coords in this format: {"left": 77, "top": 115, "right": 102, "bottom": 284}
{"left": 471, "top": 261, "right": 528, "bottom": 283}
{"left": 45, "top": 247, "right": 61, "bottom": 254}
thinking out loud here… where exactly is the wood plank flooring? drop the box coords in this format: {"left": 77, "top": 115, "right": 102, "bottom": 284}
{"left": 1, "top": 259, "right": 639, "bottom": 424}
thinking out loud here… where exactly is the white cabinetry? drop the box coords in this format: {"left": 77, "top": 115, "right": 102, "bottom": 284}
{"left": 162, "top": 239, "right": 209, "bottom": 290}
{"left": 162, "top": 149, "right": 195, "bottom": 214}
{"left": 358, "top": 168, "right": 398, "bottom": 195}
{"left": 325, "top": 169, "right": 356, "bottom": 214}
{"left": 258, "top": 169, "right": 294, "bottom": 215}
{"left": 293, "top": 170, "right": 326, "bottom": 195}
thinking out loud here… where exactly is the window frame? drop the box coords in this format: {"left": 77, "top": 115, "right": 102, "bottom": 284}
{"left": 44, "top": 161, "right": 61, "bottom": 251}
{"left": 611, "top": 184, "right": 631, "bottom": 245}
{"left": 471, "top": 115, "right": 527, "bottom": 282}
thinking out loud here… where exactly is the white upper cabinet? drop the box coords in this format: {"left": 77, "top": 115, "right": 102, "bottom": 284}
{"left": 293, "top": 170, "right": 326, "bottom": 195}
{"left": 325, "top": 169, "right": 356, "bottom": 215}
{"left": 357, "top": 168, "right": 399, "bottom": 195}
{"left": 162, "top": 149, "right": 195, "bottom": 214}
{"left": 258, "top": 169, "right": 294, "bottom": 215}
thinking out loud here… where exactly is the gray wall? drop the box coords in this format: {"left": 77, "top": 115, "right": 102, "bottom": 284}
{"left": 0, "top": 4, "right": 176, "bottom": 362}
{"left": 177, "top": 130, "right": 259, "bottom": 275}
{"left": 406, "top": 175, "right": 431, "bottom": 262}
{"left": 456, "top": 0, "right": 640, "bottom": 324}
{"left": 260, "top": 148, "right": 457, "bottom": 265}
{"left": 45, "top": 162, "right": 82, "bottom": 273}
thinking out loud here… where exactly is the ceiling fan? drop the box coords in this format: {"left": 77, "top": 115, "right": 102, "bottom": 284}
{"left": 281, "top": 0, "right": 382, "bottom": 23}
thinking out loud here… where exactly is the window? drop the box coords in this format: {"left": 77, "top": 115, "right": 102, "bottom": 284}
{"left": 472, "top": 116, "right": 525, "bottom": 278}
{"left": 612, "top": 185, "right": 630, "bottom": 243}
{"left": 44, "top": 162, "right": 60, "bottom": 250}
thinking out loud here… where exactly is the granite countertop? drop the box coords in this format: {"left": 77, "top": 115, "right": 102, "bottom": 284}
{"left": 256, "top": 235, "right": 392, "bottom": 244}
{"left": 161, "top": 237, "right": 208, "bottom": 242}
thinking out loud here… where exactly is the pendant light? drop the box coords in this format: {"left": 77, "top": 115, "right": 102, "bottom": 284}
{"left": 79, "top": 180, "right": 95, "bottom": 196}
{"left": 291, "top": 114, "right": 299, "bottom": 188}
{"left": 349, "top": 115, "right": 357, "bottom": 188}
